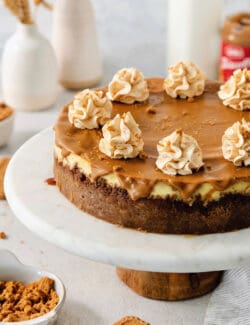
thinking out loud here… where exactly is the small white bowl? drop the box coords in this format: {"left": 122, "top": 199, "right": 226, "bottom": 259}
{"left": 0, "top": 113, "right": 14, "bottom": 147}
{"left": 0, "top": 250, "right": 66, "bottom": 325}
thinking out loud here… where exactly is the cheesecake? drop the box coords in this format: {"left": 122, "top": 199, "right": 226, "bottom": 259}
{"left": 54, "top": 64, "right": 250, "bottom": 234}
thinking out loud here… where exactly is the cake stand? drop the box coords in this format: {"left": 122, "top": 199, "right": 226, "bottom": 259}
{"left": 4, "top": 128, "right": 250, "bottom": 300}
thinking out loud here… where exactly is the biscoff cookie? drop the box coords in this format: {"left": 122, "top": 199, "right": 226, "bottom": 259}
{"left": 113, "top": 316, "right": 150, "bottom": 325}
{"left": 0, "top": 277, "right": 59, "bottom": 322}
{"left": 0, "top": 157, "right": 10, "bottom": 200}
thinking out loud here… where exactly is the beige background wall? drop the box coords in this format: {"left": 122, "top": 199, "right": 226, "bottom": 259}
{"left": 0, "top": 0, "right": 249, "bottom": 82}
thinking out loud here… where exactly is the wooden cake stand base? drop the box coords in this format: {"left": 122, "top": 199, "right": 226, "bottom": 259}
{"left": 117, "top": 268, "right": 223, "bottom": 301}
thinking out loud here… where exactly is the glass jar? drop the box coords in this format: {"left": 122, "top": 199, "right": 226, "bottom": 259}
{"left": 219, "top": 13, "right": 250, "bottom": 81}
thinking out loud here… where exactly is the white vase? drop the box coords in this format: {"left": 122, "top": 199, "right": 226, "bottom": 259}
{"left": 52, "top": 0, "right": 102, "bottom": 90}
{"left": 1, "top": 23, "right": 58, "bottom": 111}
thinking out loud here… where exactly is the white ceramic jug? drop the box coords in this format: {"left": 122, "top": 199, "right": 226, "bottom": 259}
{"left": 52, "top": 0, "right": 102, "bottom": 90}
{"left": 1, "top": 23, "right": 58, "bottom": 111}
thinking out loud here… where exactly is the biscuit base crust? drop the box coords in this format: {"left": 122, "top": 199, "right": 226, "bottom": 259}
{"left": 54, "top": 159, "right": 250, "bottom": 235}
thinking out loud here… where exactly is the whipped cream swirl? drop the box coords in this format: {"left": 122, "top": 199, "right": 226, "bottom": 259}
{"left": 156, "top": 129, "right": 204, "bottom": 175}
{"left": 222, "top": 119, "right": 250, "bottom": 166}
{"left": 164, "top": 61, "right": 205, "bottom": 99}
{"left": 107, "top": 67, "right": 149, "bottom": 104}
{"left": 99, "top": 111, "right": 144, "bottom": 159}
{"left": 218, "top": 68, "right": 250, "bottom": 111}
{"left": 68, "top": 89, "right": 112, "bottom": 129}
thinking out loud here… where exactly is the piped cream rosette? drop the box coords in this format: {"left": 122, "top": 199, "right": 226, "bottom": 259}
{"left": 99, "top": 111, "right": 144, "bottom": 159}
{"left": 107, "top": 67, "right": 149, "bottom": 104}
{"left": 222, "top": 119, "right": 250, "bottom": 166}
{"left": 164, "top": 61, "right": 205, "bottom": 99}
{"left": 218, "top": 68, "right": 250, "bottom": 111}
{"left": 156, "top": 129, "right": 204, "bottom": 176}
{"left": 68, "top": 89, "right": 112, "bottom": 129}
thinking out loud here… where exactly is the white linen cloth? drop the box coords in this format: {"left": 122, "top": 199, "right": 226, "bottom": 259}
{"left": 205, "top": 268, "right": 250, "bottom": 325}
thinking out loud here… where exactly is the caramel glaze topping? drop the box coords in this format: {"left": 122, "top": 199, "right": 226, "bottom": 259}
{"left": 54, "top": 78, "right": 250, "bottom": 201}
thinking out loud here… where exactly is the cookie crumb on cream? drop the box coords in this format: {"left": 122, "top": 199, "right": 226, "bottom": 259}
{"left": 107, "top": 67, "right": 149, "bottom": 104}
{"left": 164, "top": 61, "right": 205, "bottom": 99}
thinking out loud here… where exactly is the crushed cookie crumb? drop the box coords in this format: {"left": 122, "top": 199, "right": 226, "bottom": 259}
{"left": 146, "top": 106, "right": 156, "bottom": 114}
{"left": 45, "top": 177, "right": 56, "bottom": 186}
{"left": 0, "top": 232, "right": 6, "bottom": 239}
{"left": 187, "top": 97, "right": 194, "bottom": 103}
{"left": 0, "top": 277, "right": 59, "bottom": 322}
{"left": 114, "top": 166, "right": 124, "bottom": 172}
{"left": 97, "top": 153, "right": 106, "bottom": 161}
{"left": 139, "top": 151, "right": 148, "bottom": 160}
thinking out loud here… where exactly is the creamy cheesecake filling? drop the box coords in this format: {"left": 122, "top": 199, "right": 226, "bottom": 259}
{"left": 54, "top": 145, "right": 250, "bottom": 204}
{"left": 54, "top": 78, "right": 250, "bottom": 202}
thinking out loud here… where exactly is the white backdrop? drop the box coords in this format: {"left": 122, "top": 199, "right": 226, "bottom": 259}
{"left": 0, "top": 0, "right": 250, "bottom": 83}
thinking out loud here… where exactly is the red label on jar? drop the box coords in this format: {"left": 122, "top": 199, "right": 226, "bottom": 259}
{"left": 220, "top": 41, "right": 250, "bottom": 81}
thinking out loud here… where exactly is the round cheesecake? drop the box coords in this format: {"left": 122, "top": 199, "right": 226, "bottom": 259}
{"left": 54, "top": 78, "right": 250, "bottom": 234}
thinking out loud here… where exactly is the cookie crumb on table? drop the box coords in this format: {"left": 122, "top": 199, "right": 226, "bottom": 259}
{"left": 0, "top": 157, "right": 11, "bottom": 200}
{"left": 0, "top": 277, "right": 59, "bottom": 322}
{"left": 0, "top": 231, "right": 7, "bottom": 239}
{"left": 113, "top": 316, "right": 150, "bottom": 325}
